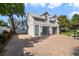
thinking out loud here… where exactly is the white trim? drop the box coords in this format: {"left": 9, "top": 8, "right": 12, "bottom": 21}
{"left": 27, "top": 12, "right": 59, "bottom": 37}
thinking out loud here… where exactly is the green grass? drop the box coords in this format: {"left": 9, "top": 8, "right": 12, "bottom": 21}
{"left": 60, "top": 31, "right": 74, "bottom": 36}
{"left": 60, "top": 29, "right": 79, "bottom": 37}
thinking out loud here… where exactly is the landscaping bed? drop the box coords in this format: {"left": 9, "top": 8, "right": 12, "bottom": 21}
{"left": 0, "top": 30, "right": 13, "bottom": 54}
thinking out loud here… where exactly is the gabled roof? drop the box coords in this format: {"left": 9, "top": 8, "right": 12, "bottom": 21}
{"left": 41, "top": 12, "right": 49, "bottom": 16}
{"left": 29, "top": 13, "right": 46, "bottom": 21}
{"left": 33, "top": 16, "right": 46, "bottom": 21}
{"left": 29, "top": 12, "right": 57, "bottom": 22}
{"left": 49, "top": 15, "right": 57, "bottom": 19}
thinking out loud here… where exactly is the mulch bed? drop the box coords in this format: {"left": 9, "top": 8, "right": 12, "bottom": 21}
{"left": 0, "top": 36, "right": 13, "bottom": 55}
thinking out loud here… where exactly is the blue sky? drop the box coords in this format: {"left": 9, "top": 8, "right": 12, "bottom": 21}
{"left": 1, "top": 3, "right": 79, "bottom": 22}
{"left": 25, "top": 3, "right": 79, "bottom": 19}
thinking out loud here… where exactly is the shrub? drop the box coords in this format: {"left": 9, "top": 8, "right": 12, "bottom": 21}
{"left": 0, "top": 34, "right": 6, "bottom": 44}
{"left": 3, "top": 30, "right": 11, "bottom": 39}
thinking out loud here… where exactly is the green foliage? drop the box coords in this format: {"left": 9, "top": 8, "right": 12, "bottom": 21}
{"left": 58, "top": 15, "right": 71, "bottom": 32}
{"left": 0, "top": 20, "right": 8, "bottom": 26}
{"left": 0, "top": 34, "right": 6, "bottom": 44}
{"left": 0, "top": 3, "right": 25, "bottom": 33}
{"left": 0, "top": 20, "right": 3, "bottom": 26}
{"left": 71, "top": 14, "right": 79, "bottom": 29}
{"left": 0, "top": 30, "right": 12, "bottom": 44}
{"left": 0, "top": 3, "right": 25, "bottom": 16}
{"left": 71, "top": 14, "right": 79, "bottom": 24}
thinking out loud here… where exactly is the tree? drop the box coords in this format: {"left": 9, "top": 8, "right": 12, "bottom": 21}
{"left": 0, "top": 3, "right": 25, "bottom": 33}
{"left": 0, "top": 20, "right": 8, "bottom": 26}
{"left": 57, "top": 15, "right": 71, "bottom": 32}
{"left": 71, "top": 14, "right": 79, "bottom": 29}
{"left": 0, "top": 20, "right": 3, "bottom": 26}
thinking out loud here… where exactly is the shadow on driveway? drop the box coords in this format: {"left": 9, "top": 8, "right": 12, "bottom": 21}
{"left": 1, "top": 34, "right": 49, "bottom": 56}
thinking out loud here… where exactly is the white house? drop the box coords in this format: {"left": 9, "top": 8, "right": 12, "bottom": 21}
{"left": 27, "top": 12, "right": 59, "bottom": 37}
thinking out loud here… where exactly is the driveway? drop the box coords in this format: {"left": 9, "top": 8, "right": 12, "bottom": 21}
{"left": 1, "top": 34, "right": 79, "bottom": 56}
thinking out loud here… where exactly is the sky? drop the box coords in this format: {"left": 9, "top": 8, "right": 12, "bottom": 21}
{"left": 1, "top": 3, "right": 79, "bottom": 22}
{"left": 25, "top": 3, "right": 79, "bottom": 19}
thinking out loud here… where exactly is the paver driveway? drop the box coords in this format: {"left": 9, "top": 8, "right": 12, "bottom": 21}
{"left": 1, "top": 34, "right": 79, "bottom": 56}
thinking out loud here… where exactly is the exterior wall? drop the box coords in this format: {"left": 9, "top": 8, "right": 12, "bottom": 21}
{"left": 27, "top": 14, "right": 59, "bottom": 37}
{"left": 34, "top": 21, "right": 59, "bottom": 28}
{"left": 27, "top": 14, "right": 35, "bottom": 37}
{"left": 49, "top": 26, "right": 52, "bottom": 35}
{"left": 33, "top": 21, "right": 59, "bottom": 37}
{"left": 39, "top": 25, "right": 42, "bottom": 36}
{"left": 57, "top": 25, "right": 59, "bottom": 34}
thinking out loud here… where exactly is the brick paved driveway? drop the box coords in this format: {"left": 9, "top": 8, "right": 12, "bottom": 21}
{"left": 1, "top": 34, "right": 79, "bottom": 56}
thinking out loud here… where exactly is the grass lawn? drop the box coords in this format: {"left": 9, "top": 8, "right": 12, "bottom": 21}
{"left": 60, "top": 31, "right": 74, "bottom": 36}
{"left": 61, "top": 30, "right": 79, "bottom": 37}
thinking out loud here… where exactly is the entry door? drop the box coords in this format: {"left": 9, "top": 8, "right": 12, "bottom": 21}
{"left": 52, "top": 27, "right": 57, "bottom": 34}
{"left": 42, "top": 26, "right": 49, "bottom": 35}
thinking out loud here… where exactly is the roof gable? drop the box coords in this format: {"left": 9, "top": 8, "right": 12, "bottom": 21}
{"left": 41, "top": 12, "right": 49, "bottom": 16}
{"left": 28, "top": 12, "right": 57, "bottom": 22}
{"left": 33, "top": 16, "right": 46, "bottom": 22}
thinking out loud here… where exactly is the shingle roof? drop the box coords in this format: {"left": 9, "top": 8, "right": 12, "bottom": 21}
{"left": 41, "top": 12, "right": 49, "bottom": 16}
{"left": 30, "top": 13, "right": 46, "bottom": 21}
{"left": 29, "top": 12, "right": 57, "bottom": 22}
{"left": 33, "top": 16, "right": 46, "bottom": 21}
{"left": 49, "top": 15, "right": 57, "bottom": 19}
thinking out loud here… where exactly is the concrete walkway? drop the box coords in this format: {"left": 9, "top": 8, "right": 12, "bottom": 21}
{"left": 1, "top": 34, "right": 79, "bottom": 56}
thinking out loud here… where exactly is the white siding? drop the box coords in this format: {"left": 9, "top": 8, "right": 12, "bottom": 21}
{"left": 33, "top": 21, "right": 59, "bottom": 27}
{"left": 27, "top": 14, "right": 35, "bottom": 37}
{"left": 27, "top": 13, "right": 59, "bottom": 37}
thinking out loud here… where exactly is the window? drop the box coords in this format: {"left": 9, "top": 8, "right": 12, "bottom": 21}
{"left": 35, "top": 25, "right": 39, "bottom": 35}
{"left": 42, "top": 26, "right": 49, "bottom": 35}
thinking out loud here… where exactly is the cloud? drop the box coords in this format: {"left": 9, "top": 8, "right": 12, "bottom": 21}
{"left": 29, "top": 3, "right": 63, "bottom": 9}
{"left": 47, "top": 3, "right": 63, "bottom": 9}
{"left": 70, "top": 11, "right": 79, "bottom": 17}
{"left": 73, "top": 3, "right": 79, "bottom": 7}
{"left": 26, "top": 3, "right": 79, "bottom": 9}
{"left": 30, "top": 3, "right": 46, "bottom": 7}
{"left": 68, "top": 11, "right": 79, "bottom": 19}
{"left": 69, "top": 3, "right": 79, "bottom": 8}
{"left": 68, "top": 3, "right": 73, "bottom": 6}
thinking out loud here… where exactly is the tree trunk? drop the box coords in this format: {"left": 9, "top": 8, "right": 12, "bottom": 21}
{"left": 74, "top": 26, "right": 77, "bottom": 38}
{"left": 8, "top": 14, "right": 16, "bottom": 34}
